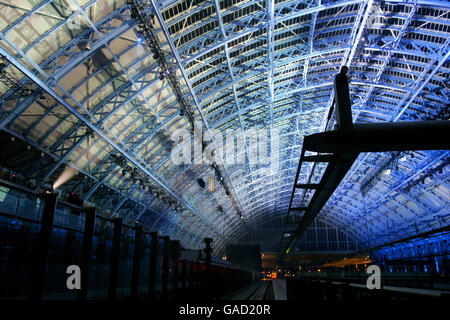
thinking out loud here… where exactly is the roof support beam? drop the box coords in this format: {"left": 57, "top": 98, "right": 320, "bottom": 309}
{"left": 182, "top": 0, "right": 364, "bottom": 64}
{"left": 302, "top": 1, "right": 319, "bottom": 86}
{"left": 277, "top": 67, "right": 450, "bottom": 263}
{"left": 267, "top": 0, "right": 275, "bottom": 131}
{"left": 354, "top": 2, "right": 417, "bottom": 121}
{"left": 149, "top": 0, "right": 247, "bottom": 220}
{"left": 0, "top": 6, "right": 136, "bottom": 129}
{"left": 0, "top": 43, "right": 224, "bottom": 240}
{"left": 320, "top": 0, "right": 373, "bottom": 132}
{"left": 393, "top": 43, "right": 450, "bottom": 121}
{"left": 305, "top": 121, "right": 450, "bottom": 153}
{"left": 39, "top": 2, "right": 228, "bottom": 242}
{"left": 335, "top": 39, "right": 450, "bottom": 193}
{"left": 0, "top": 128, "right": 203, "bottom": 248}
{"left": 213, "top": 0, "right": 256, "bottom": 182}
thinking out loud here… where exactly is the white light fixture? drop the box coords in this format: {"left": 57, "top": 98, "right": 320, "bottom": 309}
{"left": 208, "top": 175, "right": 214, "bottom": 192}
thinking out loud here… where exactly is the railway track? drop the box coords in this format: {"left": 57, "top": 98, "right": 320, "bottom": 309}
{"left": 246, "top": 282, "right": 273, "bottom": 300}
{"left": 222, "top": 281, "right": 274, "bottom": 300}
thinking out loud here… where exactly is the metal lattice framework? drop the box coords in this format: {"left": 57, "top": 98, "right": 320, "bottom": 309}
{"left": 0, "top": 0, "right": 449, "bottom": 255}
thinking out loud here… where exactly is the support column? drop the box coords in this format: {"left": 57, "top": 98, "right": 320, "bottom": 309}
{"left": 334, "top": 66, "right": 353, "bottom": 132}
{"left": 31, "top": 193, "right": 57, "bottom": 300}
{"left": 161, "top": 236, "right": 170, "bottom": 300}
{"left": 204, "top": 238, "right": 212, "bottom": 291}
{"left": 77, "top": 207, "right": 96, "bottom": 300}
{"left": 180, "top": 260, "right": 187, "bottom": 290}
{"left": 148, "top": 231, "right": 159, "bottom": 299}
{"left": 107, "top": 217, "right": 122, "bottom": 300}
{"left": 62, "top": 231, "right": 74, "bottom": 266}
{"left": 171, "top": 240, "right": 180, "bottom": 298}
{"left": 193, "top": 262, "right": 199, "bottom": 288}
{"left": 131, "top": 225, "right": 144, "bottom": 298}
{"left": 187, "top": 261, "right": 194, "bottom": 289}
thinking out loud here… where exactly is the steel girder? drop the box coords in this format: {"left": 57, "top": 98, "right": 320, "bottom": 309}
{"left": 0, "top": 3, "right": 134, "bottom": 126}
{"left": 0, "top": 2, "right": 239, "bottom": 250}
{"left": 0, "top": 4, "right": 228, "bottom": 252}
{"left": 150, "top": 0, "right": 250, "bottom": 224}
{"left": 0, "top": 126, "right": 205, "bottom": 250}
{"left": 322, "top": 150, "right": 449, "bottom": 246}
{"left": 317, "top": 40, "right": 449, "bottom": 248}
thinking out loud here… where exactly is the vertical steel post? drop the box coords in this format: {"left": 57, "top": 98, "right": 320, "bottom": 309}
{"left": 187, "top": 261, "right": 194, "bottom": 289}
{"left": 161, "top": 236, "right": 170, "bottom": 300}
{"left": 180, "top": 260, "right": 187, "bottom": 290}
{"left": 107, "top": 217, "right": 122, "bottom": 300}
{"left": 204, "top": 238, "right": 212, "bottom": 292}
{"left": 77, "top": 207, "right": 96, "bottom": 300}
{"left": 62, "top": 230, "right": 74, "bottom": 266}
{"left": 30, "top": 192, "right": 57, "bottom": 300}
{"left": 334, "top": 66, "right": 353, "bottom": 132}
{"left": 131, "top": 225, "right": 144, "bottom": 298}
{"left": 171, "top": 240, "right": 180, "bottom": 298}
{"left": 148, "top": 231, "right": 159, "bottom": 299}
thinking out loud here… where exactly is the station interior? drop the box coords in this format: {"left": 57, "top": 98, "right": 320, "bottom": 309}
{"left": 0, "top": 0, "right": 449, "bottom": 302}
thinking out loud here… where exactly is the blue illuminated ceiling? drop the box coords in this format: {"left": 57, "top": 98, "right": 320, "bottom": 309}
{"left": 368, "top": 228, "right": 449, "bottom": 268}
{"left": 0, "top": 0, "right": 448, "bottom": 255}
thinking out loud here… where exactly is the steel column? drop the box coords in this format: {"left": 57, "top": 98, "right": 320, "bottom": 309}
{"left": 161, "top": 236, "right": 170, "bottom": 300}
{"left": 171, "top": 240, "right": 180, "bottom": 298}
{"left": 107, "top": 218, "right": 123, "bottom": 300}
{"left": 148, "top": 231, "right": 159, "bottom": 299}
{"left": 30, "top": 193, "right": 57, "bottom": 300}
{"left": 77, "top": 207, "right": 96, "bottom": 300}
{"left": 131, "top": 225, "right": 144, "bottom": 298}
{"left": 204, "top": 237, "right": 213, "bottom": 291}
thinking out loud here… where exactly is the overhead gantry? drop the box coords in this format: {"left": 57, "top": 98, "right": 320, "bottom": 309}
{"left": 278, "top": 66, "right": 450, "bottom": 263}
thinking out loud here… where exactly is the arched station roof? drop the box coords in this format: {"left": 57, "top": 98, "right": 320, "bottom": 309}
{"left": 0, "top": 0, "right": 448, "bottom": 255}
